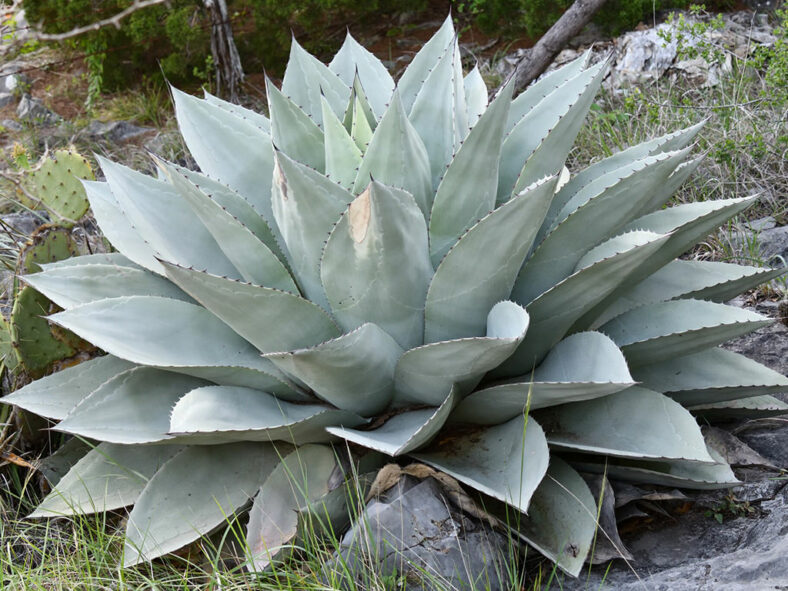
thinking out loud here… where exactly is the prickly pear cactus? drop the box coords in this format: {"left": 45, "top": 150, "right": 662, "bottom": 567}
{"left": 0, "top": 316, "right": 18, "bottom": 375}
{"left": 26, "top": 149, "right": 93, "bottom": 227}
{"left": 16, "top": 225, "right": 81, "bottom": 276}
{"left": 10, "top": 227, "right": 85, "bottom": 378}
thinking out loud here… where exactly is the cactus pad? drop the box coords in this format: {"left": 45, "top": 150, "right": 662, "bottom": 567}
{"left": 27, "top": 149, "right": 93, "bottom": 226}
{"left": 12, "top": 226, "right": 86, "bottom": 377}
{"left": 0, "top": 316, "right": 18, "bottom": 375}
{"left": 17, "top": 225, "right": 81, "bottom": 276}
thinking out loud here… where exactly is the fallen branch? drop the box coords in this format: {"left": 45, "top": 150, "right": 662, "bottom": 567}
{"left": 513, "top": 0, "right": 608, "bottom": 93}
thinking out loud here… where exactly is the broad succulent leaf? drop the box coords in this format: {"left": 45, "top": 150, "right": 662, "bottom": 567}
{"left": 513, "top": 149, "right": 690, "bottom": 305}
{"left": 514, "top": 458, "right": 597, "bottom": 577}
{"left": 124, "top": 442, "right": 284, "bottom": 566}
{"left": 537, "top": 387, "right": 715, "bottom": 462}
{"left": 6, "top": 18, "right": 787, "bottom": 577}
{"left": 414, "top": 414, "right": 550, "bottom": 514}
{"left": 321, "top": 95, "right": 363, "bottom": 189}
{"left": 578, "top": 197, "right": 760, "bottom": 329}
{"left": 158, "top": 162, "right": 297, "bottom": 292}
{"left": 397, "top": 15, "right": 454, "bottom": 113}
{"left": 573, "top": 443, "right": 740, "bottom": 490}
{"left": 394, "top": 301, "right": 529, "bottom": 406}
{"left": 453, "top": 331, "right": 635, "bottom": 423}
{"left": 600, "top": 299, "right": 770, "bottom": 366}
{"left": 31, "top": 443, "right": 183, "bottom": 517}
{"left": 409, "top": 42, "right": 460, "bottom": 187}
{"left": 591, "top": 260, "right": 787, "bottom": 327}
{"left": 172, "top": 88, "right": 276, "bottom": 224}
{"left": 281, "top": 38, "right": 350, "bottom": 126}
{"left": 464, "top": 65, "right": 487, "bottom": 127}
{"left": 352, "top": 92, "right": 432, "bottom": 216}
{"left": 264, "top": 323, "right": 403, "bottom": 416}
{"left": 543, "top": 121, "right": 704, "bottom": 237}
{"left": 161, "top": 263, "right": 340, "bottom": 357}
{"left": 3, "top": 355, "right": 134, "bottom": 420}
{"left": 266, "top": 77, "right": 325, "bottom": 171}
{"left": 164, "top": 163, "right": 285, "bottom": 259}
{"left": 505, "top": 50, "right": 590, "bottom": 133}
{"left": 510, "top": 60, "right": 608, "bottom": 196}
{"left": 23, "top": 263, "right": 192, "bottom": 309}
{"left": 501, "top": 231, "right": 670, "bottom": 372}
{"left": 82, "top": 181, "right": 163, "bottom": 273}
{"left": 168, "top": 386, "right": 364, "bottom": 444}
{"left": 246, "top": 444, "right": 339, "bottom": 569}
{"left": 498, "top": 60, "right": 606, "bottom": 202}
{"left": 329, "top": 32, "right": 394, "bottom": 119}
{"left": 38, "top": 251, "right": 136, "bottom": 270}
{"left": 321, "top": 181, "right": 432, "bottom": 349}
{"left": 633, "top": 347, "right": 788, "bottom": 406}
{"left": 352, "top": 75, "right": 381, "bottom": 134}
{"left": 327, "top": 387, "right": 457, "bottom": 456}
{"left": 47, "top": 296, "right": 299, "bottom": 395}
{"left": 349, "top": 89, "right": 374, "bottom": 150}
{"left": 55, "top": 367, "right": 208, "bottom": 444}
{"left": 689, "top": 395, "right": 788, "bottom": 420}
{"left": 429, "top": 79, "right": 514, "bottom": 265}
{"left": 624, "top": 196, "right": 757, "bottom": 249}
{"left": 203, "top": 90, "right": 271, "bottom": 132}
{"left": 425, "top": 176, "right": 557, "bottom": 343}
{"left": 99, "top": 157, "right": 239, "bottom": 279}
{"left": 271, "top": 149, "right": 353, "bottom": 310}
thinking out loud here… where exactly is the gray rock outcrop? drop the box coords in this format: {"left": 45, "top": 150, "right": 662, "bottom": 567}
{"left": 83, "top": 120, "right": 155, "bottom": 143}
{"left": 16, "top": 94, "right": 61, "bottom": 126}
{"left": 327, "top": 476, "right": 513, "bottom": 591}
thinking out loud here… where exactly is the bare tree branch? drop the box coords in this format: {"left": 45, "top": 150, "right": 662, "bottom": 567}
{"left": 514, "top": 0, "right": 608, "bottom": 93}
{"left": 22, "top": 0, "right": 168, "bottom": 42}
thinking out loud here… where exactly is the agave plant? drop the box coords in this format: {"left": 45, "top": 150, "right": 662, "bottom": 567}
{"left": 4, "top": 16, "right": 788, "bottom": 576}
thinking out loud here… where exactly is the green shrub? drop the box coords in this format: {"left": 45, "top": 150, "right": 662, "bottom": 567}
{"left": 452, "top": 0, "right": 737, "bottom": 39}
{"left": 23, "top": 0, "right": 211, "bottom": 94}
{"left": 21, "top": 0, "right": 426, "bottom": 97}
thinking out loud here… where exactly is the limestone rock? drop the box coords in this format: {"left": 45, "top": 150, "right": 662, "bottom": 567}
{"left": 1, "top": 118, "right": 23, "bottom": 132}
{"left": 327, "top": 475, "right": 513, "bottom": 591}
{"left": 83, "top": 120, "right": 155, "bottom": 143}
{"left": 16, "top": 94, "right": 61, "bottom": 126}
{"left": 0, "top": 93, "right": 15, "bottom": 109}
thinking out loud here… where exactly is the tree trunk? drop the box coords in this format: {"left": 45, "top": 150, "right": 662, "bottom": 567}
{"left": 513, "top": 0, "right": 608, "bottom": 93}
{"left": 204, "top": 0, "right": 244, "bottom": 102}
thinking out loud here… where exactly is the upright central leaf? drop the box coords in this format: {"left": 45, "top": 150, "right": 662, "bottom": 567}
{"left": 321, "top": 181, "right": 433, "bottom": 350}
{"left": 352, "top": 93, "right": 432, "bottom": 218}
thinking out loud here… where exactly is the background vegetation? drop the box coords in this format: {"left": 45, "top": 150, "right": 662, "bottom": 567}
{"left": 21, "top": 0, "right": 743, "bottom": 96}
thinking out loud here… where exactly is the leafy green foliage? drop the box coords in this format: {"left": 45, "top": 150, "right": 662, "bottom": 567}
{"left": 752, "top": 6, "right": 788, "bottom": 107}
{"left": 22, "top": 0, "right": 425, "bottom": 95}
{"left": 22, "top": 0, "right": 212, "bottom": 91}
{"left": 452, "top": 0, "right": 724, "bottom": 38}
{"left": 242, "top": 0, "right": 426, "bottom": 74}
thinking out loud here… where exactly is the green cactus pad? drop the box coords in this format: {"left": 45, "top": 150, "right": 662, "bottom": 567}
{"left": 0, "top": 316, "right": 19, "bottom": 375}
{"left": 27, "top": 149, "right": 93, "bottom": 226}
{"left": 10, "top": 286, "right": 77, "bottom": 378}
{"left": 12, "top": 226, "right": 87, "bottom": 377}
{"left": 17, "top": 225, "right": 81, "bottom": 276}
